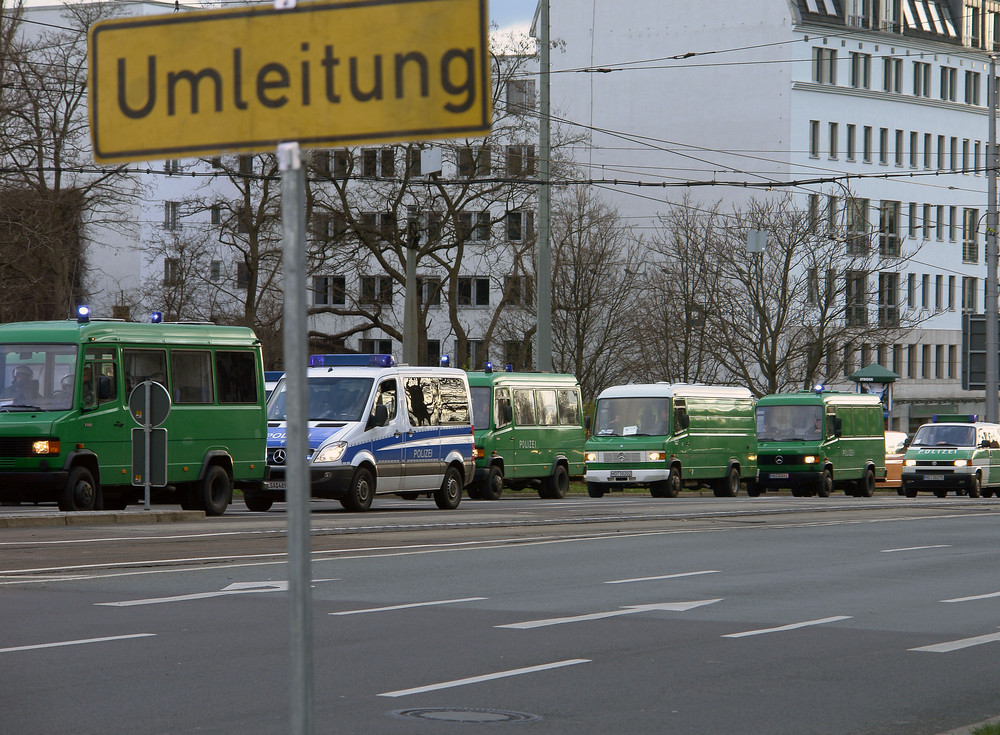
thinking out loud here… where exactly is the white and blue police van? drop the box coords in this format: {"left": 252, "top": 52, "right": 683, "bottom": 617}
{"left": 244, "top": 354, "right": 475, "bottom": 512}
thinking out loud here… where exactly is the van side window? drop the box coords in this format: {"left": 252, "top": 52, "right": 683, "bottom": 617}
{"left": 439, "top": 377, "right": 470, "bottom": 423}
{"left": 674, "top": 398, "right": 688, "bottom": 432}
{"left": 124, "top": 349, "right": 168, "bottom": 397}
{"left": 495, "top": 388, "right": 512, "bottom": 428}
{"left": 84, "top": 348, "right": 118, "bottom": 408}
{"left": 535, "top": 389, "right": 558, "bottom": 426}
{"left": 513, "top": 389, "right": 536, "bottom": 425}
{"left": 171, "top": 350, "right": 213, "bottom": 404}
{"left": 404, "top": 376, "right": 470, "bottom": 426}
{"left": 216, "top": 351, "right": 258, "bottom": 404}
{"left": 557, "top": 389, "right": 580, "bottom": 426}
{"left": 370, "top": 379, "right": 397, "bottom": 424}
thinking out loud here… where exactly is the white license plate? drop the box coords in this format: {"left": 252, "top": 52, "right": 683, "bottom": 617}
{"left": 769, "top": 473, "right": 789, "bottom": 480}
{"left": 609, "top": 470, "right": 632, "bottom": 479}
{"left": 924, "top": 474, "right": 945, "bottom": 481}
{"left": 265, "top": 481, "right": 287, "bottom": 490}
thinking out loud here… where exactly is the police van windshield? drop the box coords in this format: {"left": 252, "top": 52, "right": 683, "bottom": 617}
{"left": 267, "top": 377, "right": 375, "bottom": 422}
{"left": 471, "top": 386, "right": 491, "bottom": 428}
{"left": 755, "top": 405, "right": 824, "bottom": 442}
{"left": 0, "top": 343, "right": 78, "bottom": 412}
{"left": 911, "top": 424, "right": 975, "bottom": 447}
{"left": 594, "top": 397, "right": 671, "bottom": 437}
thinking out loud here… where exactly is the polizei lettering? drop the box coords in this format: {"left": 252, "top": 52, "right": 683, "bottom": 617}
{"left": 116, "top": 44, "right": 478, "bottom": 119}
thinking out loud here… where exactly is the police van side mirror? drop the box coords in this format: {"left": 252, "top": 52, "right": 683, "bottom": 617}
{"left": 834, "top": 417, "right": 842, "bottom": 437}
{"left": 502, "top": 405, "right": 513, "bottom": 424}
{"left": 367, "top": 403, "right": 389, "bottom": 430}
{"left": 584, "top": 415, "right": 591, "bottom": 432}
{"left": 981, "top": 438, "right": 992, "bottom": 449}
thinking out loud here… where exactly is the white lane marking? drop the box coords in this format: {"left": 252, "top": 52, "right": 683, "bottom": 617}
{"left": 497, "top": 599, "right": 722, "bottom": 630}
{"left": 330, "top": 597, "right": 487, "bottom": 615}
{"left": 910, "top": 630, "right": 1000, "bottom": 653}
{"left": 606, "top": 570, "right": 720, "bottom": 584}
{"left": 378, "top": 659, "right": 591, "bottom": 698}
{"left": 881, "top": 545, "right": 951, "bottom": 553}
{"left": 0, "top": 633, "right": 155, "bottom": 654}
{"left": 942, "top": 590, "right": 1000, "bottom": 603}
{"left": 723, "top": 616, "right": 852, "bottom": 638}
{"left": 96, "top": 580, "right": 294, "bottom": 607}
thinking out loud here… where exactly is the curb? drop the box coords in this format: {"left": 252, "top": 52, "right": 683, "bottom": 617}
{"left": 0, "top": 510, "right": 205, "bottom": 528}
{"left": 937, "top": 716, "right": 1000, "bottom": 735}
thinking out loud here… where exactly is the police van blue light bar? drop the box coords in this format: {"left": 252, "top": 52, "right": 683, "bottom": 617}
{"left": 76, "top": 305, "right": 90, "bottom": 323}
{"left": 310, "top": 354, "right": 395, "bottom": 367}
{"left": 484, "top": 360, "right": 493, "bottom": 373}
{"left": 505, "top": 364, "right": 514, "bottom": 372}
{"left": 151, "top": 311, "right": 163, "bottom": 323}
{"left": 440, "top": 355, "right": 450, "bottom": 367}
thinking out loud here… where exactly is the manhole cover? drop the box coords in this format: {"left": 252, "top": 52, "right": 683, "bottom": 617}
{"left": 391, "top": 708, "right": 540, "bottom": 723}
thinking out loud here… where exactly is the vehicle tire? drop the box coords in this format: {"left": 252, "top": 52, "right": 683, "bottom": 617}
{"left": 860, "top": 468, "right": 875, "bottom": 498}
{"left": 713, "top": 467, "right": 740, "bottom": 497}
{"left": 243, "top": 493, "right": 273, "bottom": 512}
{"left": 817, "top": 469, "right": 833, "bottom": 498}
{"left": 968, "top": 474, "right": 981, "bottom": 499}
{"left": 343, "top": 467, "right": 374, "bottom": 511}
{"left": 482, "top": 464, "right": 504, "bottom": 501}
{"left": 542, "top": 464, "right": 569, "bottom": 499}
{"left": 434, "top": 466, "right": 463, "bottom": 510}
{"left": 903, "top": 483, "right": 918, "bottom": 498}
{"left": 663, "top": 467, "right": 681, "bottom": 498}
{"left": 587, "top": 482, "right": 606, "bottom": 498}
{"left": 59, "top": 466, "right": 97, "bottom": 512}
{"left": 465, "top": 485, "right": 482, "bottom": 500}
{"left": 982, "top": 488, "right": 995, "bottom": 498}
{"left": 200, "top": 465, "right": 232, "bottom": 516}
{"left": 745, "top": 480, "right": 762, "bottom": 498}
{"left": 933, "top": 488, "right": 948, "bottom": 499}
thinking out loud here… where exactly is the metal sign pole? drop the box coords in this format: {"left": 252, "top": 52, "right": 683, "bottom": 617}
{"left": 144, "top": 380, "right": 151, "bottom": 510}
{"left": 279, "top": 141, "right": 313, "bottom": 735}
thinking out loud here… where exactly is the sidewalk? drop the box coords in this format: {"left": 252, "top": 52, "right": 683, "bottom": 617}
{"left": 0, "top": 509, "right": 205, "bottom": 528}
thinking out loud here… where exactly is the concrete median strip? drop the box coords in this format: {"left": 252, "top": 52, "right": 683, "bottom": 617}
{"left": 0, "top": 510, "right": 205, "bottom": 528}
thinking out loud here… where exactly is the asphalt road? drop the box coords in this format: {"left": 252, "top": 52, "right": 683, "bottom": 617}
{"left": 2, "top": 494, "right": 999, "bottom": 734}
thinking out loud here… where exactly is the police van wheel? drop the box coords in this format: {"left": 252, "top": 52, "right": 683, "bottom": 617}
{"left": 59, "top": 466, "right": 96, "bottom": 512}
{"left": 982, "top": 487, "right": 995, "bottom": 498}
{"left": 201, "top": 465, "right": 232, "bottom": 516}
{"left": 243, "top": 494, "right": 273, "bottom": 512}
{"left": 745, "top": 481, "right": 762, "bottom": 498}
{"left": 933, "top": 488, "right": 948, "bottom": 499}
{"left": 587, "top": 482, "right": 607, "bottom": 498}
{"left": 482, "top": 464, "right": 504, "bottom": 501}
{"left": 713, "top": 467, "right": 740, "bottom": 497}
{"left": 434, "top": 466, "right": 463, "bottom": 510}
{"left": 541, "top": 465, "right": 569, "bottom": 499}
{"left": 968, "top": 475, "right": 981, "bottom": 498}
{"left": 343, "top": 467, "right": 374, "bottom": 511}
{"left": 903, "top": 483, "right": 918, "bottom": 498}
{"left": 817, "top": 470, "right": 833, "bottom": 498}
{"left": 664, "top": 468, "right": 682, "bottom": 498}
{"left": 860, "top": 469, "right": 875, "bottom": 498}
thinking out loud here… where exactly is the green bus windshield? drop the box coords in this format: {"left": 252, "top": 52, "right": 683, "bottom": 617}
{"left": 0, "top": 343, "right": 78, "bottom": 412}
{"left": 755, "top": 404, "right": 823, "bottom": 442}
{"left": 594, "top": 397, "right": 670, "bottom": 437}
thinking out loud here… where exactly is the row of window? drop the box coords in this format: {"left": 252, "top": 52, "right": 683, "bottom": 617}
{"left": 843, "top": 342, "right": 960, "bottom": 382}
{"left": 311, "top": 274, "right": 534, "bottom": 308}
{"left": 807, "top": 120, "right": 993, "bottom": 173}
{"left": 807, "top": 194, "right": 981, "bottom": 263}
{"left": 812, "top": 46, "right": 986, "bottom": 105}
{"left": 819, "top": 268, "right": 980, "bottom": 324}
{"left": 347, "top": 338, "right": 533, "bottom": 372}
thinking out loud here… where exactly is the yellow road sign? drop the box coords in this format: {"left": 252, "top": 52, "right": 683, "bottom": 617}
{"left": 88, "top": 0, "right": 491, "bottom": 163}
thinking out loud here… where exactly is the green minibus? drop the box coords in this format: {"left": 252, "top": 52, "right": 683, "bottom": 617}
{"left": 0, "top": 315, "right": 267, "bottom": 514}
{"left": 467, "top": 368, "right": 585, "bottom": 499}
{"left": 585, "top": 383, "right": 757, "bottom": 498}
{"left": 754, "top": 390, "right": 885, "bottom": 497}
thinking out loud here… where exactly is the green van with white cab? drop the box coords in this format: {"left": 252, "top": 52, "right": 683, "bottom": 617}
{"left": 467, "top": 367, "right": 585, "bottom": 499}
{"left": 900, "top": 415, "right": 1000, "bottom": 498}
{"left": 754, "top": 390, "right": 885, "bottom": 497}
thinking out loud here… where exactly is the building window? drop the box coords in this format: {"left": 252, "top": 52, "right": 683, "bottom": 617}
{"left": 846, "top": 124, "right": 856, "bottom": 160}
{"left": 909, "top": 131, "right": 918, "bottom": 168}
{"left": 883, "top": 57, "right": 901, "bottom": 93}
{"left": 210, "top": 260, "right": 221, "bottom": 282}
{"left": 808, "top": 193, "right": 821, "bottom": 232}
{"left": 457, "top": 211, "right": 491, "bottom": 242}
{"left": 949, "top": 344, "right": 958, "bottom": 379}
{"left": 829, "top": 122, "right": 839, "bottom": 159}
{"left": 913, "top": 61, "right": 931, "bottom": 97}
{"left": 878, "top": 272, "right": 899, "bottom": 326}
{"left": 937, "top": 134, "right": 946, "bottom": 170}
{"left": 813, "top": 47, "right": 837, "bottom": 84}
{"left": 236, "top": 262, "right": 249, "bottom": 290}
{"left": 507, "top": 210, "right": 534, "bottom": 241}
{"left": 966, "top": 70, "right": 982, "bottom": 104}
{"left": 809, "top": 120, "right": 820, "bottom": 158}
{"left": 963, "top": 138, "right": 971, "bottom": 173}
{"left": 311, "top": 150, "right": 330, "bottom": 174}
{"left": 846, "top": 270, "right": 868, "bottom": 326}
{"left": 360, "top": 212, "right": 395, "bottom": 242}
{"left": 963, "top": 276, "right": 979, "bottom": 312}
{"left": 426, "top": 339, "right": 441, "bottom": 367}
{"left": 950, "top": 206, "right": 958, "bottom": 241}
{"left": 935, "top": 274, "right": 943, "bottom": 311}
{"left": 504, "top": 275, "right": 534, "bottom": 307}
{"left": 922, "top": 273, "right": 930, "bottom": 310}
{"left": 936, "top": 205, "right": 945, "bottom": 240}
{"left": 807, "top": 267, "right": 819, "bottom": 306}
{"left": 360, "top": 275, "right": 393, "bottom": 305}
{"left": 879, "top": 200, "right": 900, "bottom": 256}
{"left": 163, "top": 258, "right": 180, "bottom": 286}
{"left": 312, "top": 275, "right": 346, "bottom": 306}
{"left": 922, "top": 203, "right": 932, "bottom": 239}
{"left": 164, "top": 159, "right": 180, "bottom": 174}
{"left": 506, "top": 144, "right": 536, "bottom": 177}
{"left": 850, "top": 51, "right": 871, "bottom": 88}
{"left": 827, "top": 195, "right": 839, "bottom": 235}
{"left": 463, "top": 339, "right": 485, "bottom": 370}
{"left": 879, "top": 127, "right": 889, "bottom": 164}
{"left": 163, "top": 201, "right": 180, "bottom": 230}
{"left": 458, "top": 276, "right": 490, "bottom": 307}
{"left": 506, "top": 79, "right": 536, "bottom": 112}
{"left": 907, "top": 272, "right": 916, "bottom": 308}
{"left": 963, "top": 208, "right": 980, "bottom": 263}
{"left": 239, "top": 155, "right": 253, "bottom": 175}
{"left": 862, "top": 126, "right": 872, "bottom": 163}
{"left": 949, "top": 275, "right": 956, "bottom": 310}
{"left": 846, "top": 197, "right": 869, "bottom": 254}
{"left": 975, "top": 140, "right": 982, "bottom": 174}
{"left": 907, "top": 344, "right": 916, "bottom": 379}
{"left": 893, "top": 344, "right": 903, "bottom": 375}
{"left": 894, "top": 129, "right": 903, "bottom": 166}
{"left": 922, "top": 344, "right": 931, "bottom": 379}
{"left": 333, "top": 150, "right": 350, "bottom": 178}
{"left": 908, "top": 202, "right": 917, "bottom": 238}
{"left": 210, "top": 204, "right": 222, "bottom": 225}
{"left": 924, "top": 132, "right": 932, "bottom": 168}
{"left": 458, "top": 146, "right": 491, "bottom": 178}
{"left": 941, "top": 66, "right": 957, "bottom": 101}
{"left": 360, "top": 338, "right": 392, "bottom": 354}
{"left": 417, "top": 276, "right": 442, "bottom": 307}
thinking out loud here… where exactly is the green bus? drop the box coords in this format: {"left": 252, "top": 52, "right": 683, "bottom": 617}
{"left": 0, "top": 316, "right": 267, "bottom": 514}
{"left": 467, "top": 369, "right": 585, "bottom": 499}
{"left": 754, "top": 390, "right": 885, "bottom": 497}
{"left": 585, "top": 383, "right": 757, "bottom": 498}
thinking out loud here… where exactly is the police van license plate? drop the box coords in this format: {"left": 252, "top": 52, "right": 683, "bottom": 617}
{"left": 769, "top": 473, "right": 789, "bottom": 480}
{"left": 265, "top": 481, "right": 287, "bottom": 490}
{"left": 610, "top": 470, "right": 632, "bottom": 480}
{"left": 924, "top": 474, "right": 944, "bottom": 481}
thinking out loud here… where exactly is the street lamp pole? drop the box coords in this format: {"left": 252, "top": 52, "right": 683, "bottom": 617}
{"left": 986, "top": 54, "right": 998, "bottom": 422}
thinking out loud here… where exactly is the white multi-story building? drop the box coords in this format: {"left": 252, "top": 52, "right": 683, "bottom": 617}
{"left": 547, "top": 0, "right": 1000, "bottom": 430}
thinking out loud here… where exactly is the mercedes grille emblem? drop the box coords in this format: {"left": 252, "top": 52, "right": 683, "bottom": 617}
{"left": 775, "top": 456, "right": 784, "bottom": 464}
{"left": 273, "top": 449, "right": 286, "bottom": 465}
{"left": 617, "top": 452, "right": 626, "bottom": 462}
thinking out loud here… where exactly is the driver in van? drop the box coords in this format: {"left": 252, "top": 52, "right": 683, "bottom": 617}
{"left": 6, "top": 365, "right": 39, "bottom": 404}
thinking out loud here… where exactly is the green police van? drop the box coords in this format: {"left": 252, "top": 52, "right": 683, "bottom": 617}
{"left": 467, "top": 367, "right": 585, "bottom": 499}
{"left": 900, "top": 415, "right": 1000, "bottom": 498}
{"left": 584, "top": 383, "right": 757, "bottom": 498}
{"left": 754, "top": 390, "right": 885, "bottom": 497}
{"left": 0, "top": 314, "right": 267, "bottom": 514}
